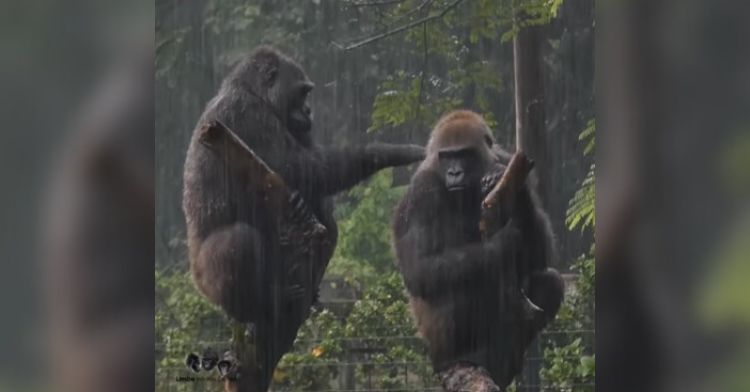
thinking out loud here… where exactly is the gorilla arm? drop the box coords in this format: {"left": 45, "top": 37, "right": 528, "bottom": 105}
{"left": 395, "top": 229, "right": 519, "bottom": 299}
{"left": 514, "top": 187, "right": 556, "bottom": 271}
{"left": 393, "top": 172, "right": 520, "bottom": 299}
{"left": 510, "top": 184, "right": 564, "bottom": 329}
{"left": 314, "top": 143, "right": 425, "bottom": 196}
{"left": 481, "top": 152, "right": 555, "bottom": 274}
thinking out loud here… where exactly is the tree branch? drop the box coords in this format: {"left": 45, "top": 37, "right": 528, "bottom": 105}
{"left": 479, "top": 150, "right": 534, "bottom": 238}
{"left": 351, "top": 0, "right": 408, "bottom": 7}
{"left": 335, "top": 0, "right": 465, "bottom": 51}
{"left": 439, "top": 363, "right": 501, "bottom": 392}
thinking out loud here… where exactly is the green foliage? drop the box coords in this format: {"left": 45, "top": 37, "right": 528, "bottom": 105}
{"left": 499, "top": 0, "right": 565, "bottom": 41}
{"left": 566, "top": 166, "right": 594, "bottom": 232}
{"left": 274, "top": 273, "right": 434, "bottom": 391}
{"left": 579, "top": 119, "right": 596, "bottom": 156}
{"left": 539, "top": 256, "right": 595, "bottom": 392}
{"left": 365, "top": 0, "right": 514, "bottom": 137}
{"left": 540, "top": 118, "right": 596, "bottom": 391}
{"left": 344, "top": 273, "right": 416, "bottom": 339}
{"left": 566, "top": 119, "right": 596, "bottom": 232}
{"left": 155, "top": 269, "right": 230, "bottom": 391}
{"left": 541, "top": 337, "right": 595, "bottom": 392}
{"left": 700, "top": 212, "right": 750, "bottom": 326}
{"left": 274, "top": 309, "right": 346, "bottom": 391}
{"left": 328, "top": 169, "right": 404, "bottom": 282}
{"left": 369, "top": 70, "right": 462, "bottom": 132}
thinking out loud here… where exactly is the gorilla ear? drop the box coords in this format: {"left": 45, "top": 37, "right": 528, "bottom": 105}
{"left": 253, "top": 63, "right": 277, "bottom": 87}
{"left": 250, "top": 49, "right": 280, "bottom": 86}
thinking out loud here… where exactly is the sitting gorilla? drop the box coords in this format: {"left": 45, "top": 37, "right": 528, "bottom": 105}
{"left": 182, "top": 46, "right": 424, "bottom": 391}
{"left": 392, "top": 110, "right": 564, "bottom": 390}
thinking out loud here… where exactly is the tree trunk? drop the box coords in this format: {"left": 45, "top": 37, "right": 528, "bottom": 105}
{"left": 439, "top": 363, "right": 500, "bottom": 392}
{"left": 512, "top": 20, "right": 549, "bottom": 392}
{"left": 513, "top": 24, "right": 549, "bottom": 204}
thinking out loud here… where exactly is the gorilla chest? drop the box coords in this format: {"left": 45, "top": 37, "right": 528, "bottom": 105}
{"left": 439, "top": 206, "right": 482, "bottom": 246}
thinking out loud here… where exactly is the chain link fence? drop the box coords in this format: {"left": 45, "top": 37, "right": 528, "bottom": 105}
{"left": 157, "top": 326, "right": 593, "bottom": 391}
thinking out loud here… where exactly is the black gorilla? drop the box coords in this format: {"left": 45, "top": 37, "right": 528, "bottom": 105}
{"left": 392, "top": 110, "right": 564, "bottom": 389}
{"left": 201, "top": 349, "right": 219, "bottom": 371}
{"left": 182, "top": 46, "right": 424, "bottom": 391}
{"left": 185, "top": 353, "right": 200, "bottom": 373}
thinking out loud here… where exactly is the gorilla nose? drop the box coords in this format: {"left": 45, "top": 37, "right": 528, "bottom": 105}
{"left": 302, "top": 105, "right": 311, "bottom": 116}
{"left": 446, "top": 169, "right": 464, "bottom": 188}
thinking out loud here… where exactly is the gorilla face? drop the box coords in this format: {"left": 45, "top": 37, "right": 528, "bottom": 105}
{"left": 286, "top": 77, "right": 314, "bottom": 135}
{"left": 201, "top": 349, "right": 219, "bottom": 371}
{"left": 185, "top": 352, "right": 200, "bottom": 373}
{"left": 437, "top": 146, "right": 485, "bottom": 192}
{"left": 272, "top": 60, "right": 314, "bottom": 146}
{"left": 217, "top": 360, "right": 232, "bottom": 377}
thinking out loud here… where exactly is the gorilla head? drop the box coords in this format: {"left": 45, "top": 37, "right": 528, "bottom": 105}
{"left": 201, "top": 348, "right": 219, "bottom": 371}
{"left": 424, "top": 110, "right": 496, "bottom": 195}
{"left": 227, "top": 46, "right": 315, "bottom": 146}
{"left": 185, "top": 352, "right": 200, "bottom": 373}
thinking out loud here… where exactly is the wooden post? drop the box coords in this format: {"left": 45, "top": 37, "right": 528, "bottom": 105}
{"left": 479, "top": 151, "right": 535, "bottom": 238}
{"left": 439, "top": 363, "right": 501, "bottom": 392}
{"left": 513, "top": 24, "right": 549, "bottom": 202}
{"left": 512, "top": 19, "right": 549, "bottom": 392}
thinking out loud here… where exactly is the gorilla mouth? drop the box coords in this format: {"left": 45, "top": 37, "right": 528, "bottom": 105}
{"left": 447, "top": 185, "right": 466, "bottom": 192}
{"left": 291, "top": 112, "right": 312, "bottom": 133}
{"left": 300, "top": 114, "right": 312, "bottom": 132}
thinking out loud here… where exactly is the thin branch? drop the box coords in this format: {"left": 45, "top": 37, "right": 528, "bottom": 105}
{"left": 334, "top": 0, "right": 433, "bottom": 50}
{"left": 335, "top": 0, "right": 465, "bottom": 51}
{"left": 351, "top": 0, "right": 408, "bottom": 7}
{"left": 393, "top": 0, "right": 435, "bottom": 24}
{"left": 415, "top": 21, "right": 428, "bottom": 132}
{"left": 368, "top": 0, "right": 435, "bottom": 39}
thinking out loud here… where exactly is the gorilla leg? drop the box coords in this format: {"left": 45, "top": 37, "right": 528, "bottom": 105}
{"left": 191, "top": 222, "right": 268, "bottom": 323}
{"left": 528, "top": 268, "right": 565, "bottom": 328}
{"left": 224, "top": 306, "right": 303, "bottom": 392}
{"left": 512, "top": 268, "right": 565, "bottom": 375}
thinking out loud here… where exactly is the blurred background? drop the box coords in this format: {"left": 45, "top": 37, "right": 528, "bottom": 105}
{"left": 155, "top": 1, "right": 593, "bottom": 391}
{"left": 597, "top": 1, "right": 750, "bottom": 391}
{"left": 0, "top": 0, "right": 744, "bottom": 391}
{"left": 0, "top": 0, "right": 153, "bottom": 391}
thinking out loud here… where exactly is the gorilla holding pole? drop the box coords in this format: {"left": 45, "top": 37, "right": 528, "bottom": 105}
{"left": 392, "top": 110, "right": 564, "bottom": 392}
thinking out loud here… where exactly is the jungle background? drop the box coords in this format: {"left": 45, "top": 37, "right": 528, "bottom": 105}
{"left": 155, "top": 0, "right": 594, "bottom": 390}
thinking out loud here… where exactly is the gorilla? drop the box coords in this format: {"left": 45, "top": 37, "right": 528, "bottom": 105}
{"left": 392, "top": 110, "right": 564, "bottom": 390}
{"left": 185, "top": 353, "right": 200, "bottom": 373}
{"left": 182, "top": 46, "right": 424, "bottom": 391}
{"left": 201, "top": 348, "right": 219, "bottom": 371}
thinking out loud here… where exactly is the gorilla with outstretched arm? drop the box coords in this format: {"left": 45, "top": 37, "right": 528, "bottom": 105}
{"left": 183, "top": 46, "right": 424, "bottom": 392}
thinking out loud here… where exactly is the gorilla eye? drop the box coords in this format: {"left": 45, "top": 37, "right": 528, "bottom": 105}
{"left": 300, "top": 83, "right": 313, "bottom": 97}
{"left": 484, "top": 135, "right": 493, "bottom": 147}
